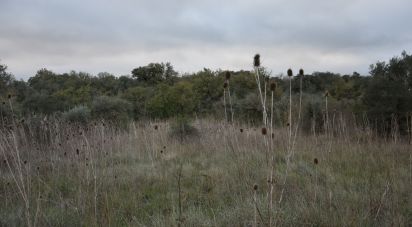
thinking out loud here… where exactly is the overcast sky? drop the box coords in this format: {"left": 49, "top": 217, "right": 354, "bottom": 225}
{"left": 1, "top": 0, "right": 411, "bottom": 79}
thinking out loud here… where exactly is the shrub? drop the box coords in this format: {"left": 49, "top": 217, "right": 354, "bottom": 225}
{"left": 91, "top": 96, "right": 132, "bottom": 127}
{"left": 63, "top": 105, "right": 91, "bottom": 124}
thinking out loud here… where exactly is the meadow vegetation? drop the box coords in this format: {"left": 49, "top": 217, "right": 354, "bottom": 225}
{"left": 0, "top": 52, "right": 412, "bottom": 226}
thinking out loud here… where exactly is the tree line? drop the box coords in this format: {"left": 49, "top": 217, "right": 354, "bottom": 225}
{"left": 1, "top": 52, "right": 412, "bottom": 134}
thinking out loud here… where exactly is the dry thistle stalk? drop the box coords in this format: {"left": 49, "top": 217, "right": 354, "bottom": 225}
{"left": 223, "top": 82, "right": 228, "bottom": 89}
{"left": 261, "top": 127, "right": 267, "bottom": 135}
{"left": 287, "top": 69, "right": 293, "bottom": 77}
{"left": 299, "top": 68, "right": 304, "bottom": 76}
{"left": 225, "top": 71, "right": 231, "bottom": 80}
{"left": 254, "top": 54, "right": 260, "bottom": 67}
{"left": 270, "top": 81, "right": 277, "bottom": 92}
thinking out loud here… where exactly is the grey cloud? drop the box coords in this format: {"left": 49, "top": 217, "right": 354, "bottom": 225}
{"left": 1, "top": 0, "right": 411, "bottom": 79}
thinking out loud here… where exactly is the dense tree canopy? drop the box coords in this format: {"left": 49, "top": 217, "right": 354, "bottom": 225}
{"left": 1, "top": 52, "right": 412, "bottom": 134}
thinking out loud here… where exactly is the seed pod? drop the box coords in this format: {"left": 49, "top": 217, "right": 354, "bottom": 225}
{"left": 270, "top": 81, "right": 277, "bottom": 91}
{"left": 261, "top": 127, "right": 267, "bottom": 135}
{"left": 254, "top": 54, "right": 260, "bottom": 67}
{"left": 225, "top": 71, "right": 231, "bottom": 80}
{"left": 253, "top": 184, "right": 258, "bottom": 191}
{"left": 325, "top": 91, "right": 329, "bottom": 97}
{"left": 223, "top": 81, "right": 228, "bottom": 89}
{"left": 240, "top": 128, "right": 244, "bottom": 133}
{"left": 7, "top": 94, "right": 11, "bottom": 99}
{"left": 299, "top": 69, "right": 304, "bottom": 76}
{"left": 314, "top": 158, "right": 319, "bottom": 165}
{"left": 287, "top": 69, "right": 293, "bottom": 77}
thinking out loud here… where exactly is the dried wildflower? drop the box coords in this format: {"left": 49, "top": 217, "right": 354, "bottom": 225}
{"left": 7, "top": 94, "right": 11, "bottom": 99}
{"left": 240, "top": 128, "right": 244, "bottom": 133}
{"left": 154, "top": 125, "right": 158, "bottom": 130}
{"left": 23, "top": 160, "right": 27, "bottom": 165}
{"left": 299, "top": 69, "right": 304, "bottom": 76}
{"left": 223, "top": 81, "right": 228, "bottom": 89}
{"left": 287, "top": 69, "right": 293, "bottom": 77}
{"left": 253, "top": 184, "right": 258, "bottom": 191}
{"left": 76, "top": 149, "right": 79, "bottom": 155}
{"left": 261, "top": 127, "right": 267, "bottom": 135}
{"left": 314, "top": 158, "right": 318, "bottom": 165}
{"left": 270, "top": 81, "right": 277, "bottom": 91}
{"left": 325, "top": 91, "right": 329, "bottom": 97}
{"left": 271, "top": 133, "right": 275, "bottom": 139}
{"left": 225, "top": 71, "right": 231, "bottom": 80}
{"left": 160, "top": 150, "right": 163, "bottom": 154}
{"left": 254, "top": 54, "right": 260, "bottom": 67}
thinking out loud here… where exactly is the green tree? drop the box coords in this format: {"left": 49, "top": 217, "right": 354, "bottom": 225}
{"left": 0, "top": 62, "right": 15, "bottom": 97}
{"left": 131, "top": 62, "right": 177, "bottom": 85}
{"left": 147, "top": 81, "right": 196, "bottom": 118}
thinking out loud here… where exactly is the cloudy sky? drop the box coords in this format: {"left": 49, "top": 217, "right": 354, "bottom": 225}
{"left": 1, "top": 0, "right": 411, "bottom": 79}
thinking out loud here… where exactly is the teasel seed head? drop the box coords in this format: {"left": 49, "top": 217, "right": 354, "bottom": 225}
{"left": 270, "top": 81, "right": 277, "bottom": 91}
{"left": 299, "top": 69, "right": 304, "bottom": 76}
{"left": 254, "top": 54, "right": 260, "bottom": 67}
{"left": 287, "top": 69, "right": 293, "bottom": 77}
{"left": 261, "top": 127, "right": 267, "bottom": 135}
{"left": 225, "top": 71, "right": 231, "bottom": 80}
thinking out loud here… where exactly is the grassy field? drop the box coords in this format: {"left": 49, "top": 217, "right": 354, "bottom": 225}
{"left": 0, "top": 119, "right": 411, "bottom": 226}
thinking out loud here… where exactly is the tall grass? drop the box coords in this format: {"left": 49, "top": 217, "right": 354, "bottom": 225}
{"left": 0, "top": 118, "right": 411, "bottom": 226}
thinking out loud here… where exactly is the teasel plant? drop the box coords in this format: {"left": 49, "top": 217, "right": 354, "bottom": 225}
{"left": 267, "top": 79, "right": 277, "bottom": 226}
{"left": 223, "top": 81, "right": 228, "bottom": 123}
{"left": 253, "top": 54, "right": 268, "bottom": 126}
{"left": 287, "top": 69, "right": 293, "bottom": 152}
{"left": 291, "top": 69, "right": 304, "bottom": 157}
{"left": 225, "top": 71, "right": 234, "bottom": 123}
{"left": 252, "top": 54, "right": 270, "bottom": 225}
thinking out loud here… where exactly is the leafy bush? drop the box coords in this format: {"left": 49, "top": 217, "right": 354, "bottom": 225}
{"left": 91, "top": 96, "right": 132, "bottom": 127}
{"left": 63, "top": 105, "right": 91, "bottom": 124}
